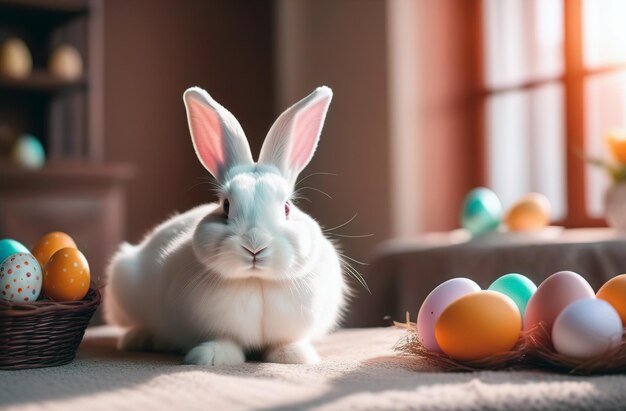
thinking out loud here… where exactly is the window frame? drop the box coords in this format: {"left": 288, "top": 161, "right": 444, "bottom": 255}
{"left": 476, "top": 0, "right": 626, "bottom": 227}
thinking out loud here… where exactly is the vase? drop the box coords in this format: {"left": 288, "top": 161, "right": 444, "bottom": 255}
{"left": 605, "top": 182, "right": 626, "bottom": 230}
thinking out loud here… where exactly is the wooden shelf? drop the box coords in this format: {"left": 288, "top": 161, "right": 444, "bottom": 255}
{"left": 0, "top": 162, "right": 136, "bottom": 185}
{"left": 0, "top": 0, "right": 88, "bottom": 14}
{"left": 0, "top": 70, "right": 87, "bottom": 93}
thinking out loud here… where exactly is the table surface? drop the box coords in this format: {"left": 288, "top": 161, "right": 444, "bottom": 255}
{"left": 349, "top": 228, "right": 626, "bottom": 327}
{"left": 2, "top": 326, "right": 625, "bottom": 411}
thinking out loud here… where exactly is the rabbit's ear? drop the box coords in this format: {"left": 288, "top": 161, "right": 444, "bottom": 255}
{"left": 183, "top": 87, "right": 254, "bottom": 181}
{"left": 258, "top": 86, "right": 333, "bottom": 185}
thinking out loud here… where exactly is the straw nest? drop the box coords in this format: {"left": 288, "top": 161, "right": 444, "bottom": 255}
{"left": 393, "top": 313, "right": 626, "bottom": 375}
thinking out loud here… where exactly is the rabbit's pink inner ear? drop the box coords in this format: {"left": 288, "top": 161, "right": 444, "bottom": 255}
{"left": 290, "top": 96, "right": 331, "bottom": 171}
{"left": 187, "top": 98, "right": 225, "bottom": 176}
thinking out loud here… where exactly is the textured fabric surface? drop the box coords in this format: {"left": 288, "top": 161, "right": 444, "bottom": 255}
{"left": 351, "top": 228, "right": 626, "bottom": 327}
{"left": 1, "top": 326, "right": 626, "bottom": 410}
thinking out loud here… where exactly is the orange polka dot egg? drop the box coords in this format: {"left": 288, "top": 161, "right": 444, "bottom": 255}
{"left": 0, "top": 253, "right": 42, "bottom": 303}
{"left": 31, "top": 231, "right": 77, "bottom": 268}
{"left": 43, "top": 247, "right": 90, "bottom": 301}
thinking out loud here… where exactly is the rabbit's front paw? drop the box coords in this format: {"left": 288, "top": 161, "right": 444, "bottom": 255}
{"left": 265, "top": 341, "right": 320, "bottom": 364}
{"left": 183, "top": 340, "right": 245, "bottom": 366}
{"left": 118, "top": 328, "right": 153, "bottom": 351}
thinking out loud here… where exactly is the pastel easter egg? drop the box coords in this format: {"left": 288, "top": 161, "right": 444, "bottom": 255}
{"left": 0, "top": 239, "right": 29, "bottom": 263}
{"left": 505, "top": 193, "right": 551, "bottom": 231}
{"left": 597, "top": 274, "right": 626, "bottom": 323}
{"left": 0, "top": 37, "right": 32, "bottom": 79}
{"left": 0, "top": 253, "right": 42, "bottom": 303}
{"left": 43, "top": 247, "right": 90, "bottom": 301}
{"left": 523, "top": 271, "right": 595, "bottom": 332}
{"left": 31, "top": 231, "right": 77, "bottom": 268}
{"left": 461, "top": 187, "right": 502, "bottom": 236}
{"left": 488, "top": 273, "right": 537, "bottom": 318}
{"left": 49, "top": 44, "right": 83, "bottom": 80}
{"left": 11, "top": 134, "right": 45, "bottom": 169}
{"left": 435, "top": 290, "right": 521, "bottom": 361}
{"left": 552, "top": 298, "right": 623, "bottom": 359}
{"left": 417, "top": 278, "right": 481, "bottom": 352}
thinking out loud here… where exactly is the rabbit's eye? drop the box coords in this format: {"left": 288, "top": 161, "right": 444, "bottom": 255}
{"left": 223, "top": 199, "right": 230, "bottom": 217}
{"left": 285, "top": 202, "right": 290, "bottom": 218}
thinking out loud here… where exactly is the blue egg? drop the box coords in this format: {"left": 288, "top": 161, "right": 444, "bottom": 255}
{"left": 488, "top": 273, "right": 537, "bottom": 317}
{"left": 11, "top": 134, "right": 45, "bottom": 169}
{"left": 461, "top": 187, "right": 502, "bottom": 236}
{"left": 0, "top": 239, "right": 30, "bottom": 263}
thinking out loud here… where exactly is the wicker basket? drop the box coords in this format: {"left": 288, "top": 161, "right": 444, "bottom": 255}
{"left": 0, "top": 287, "right": 101, "bottom": 370}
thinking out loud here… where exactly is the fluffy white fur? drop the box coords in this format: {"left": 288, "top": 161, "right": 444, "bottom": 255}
{"left": 104, "top": 86, "right": 347, "bottom": 366}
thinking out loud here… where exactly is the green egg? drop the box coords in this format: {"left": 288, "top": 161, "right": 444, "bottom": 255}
{"left": 0, "top": 238, "right": 30, "bottom": 263}
{"left": 488, "top": 273, "right": 537, "bottom": 317}
{"left": 460, "top": 187, "right": 502, "bottom": 236}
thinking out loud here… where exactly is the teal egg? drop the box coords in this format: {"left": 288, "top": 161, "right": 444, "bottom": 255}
{"left": 11, "top": 134, "right": 45, "bottom": 169}
{"left": 0, "top": 239, "right": 30, "bottom": 263}
{"left": 488, "top": 273, "right": 537, "bottom": 317}
{"left": 460, "top": 187, "right": 502, "bottom": 236}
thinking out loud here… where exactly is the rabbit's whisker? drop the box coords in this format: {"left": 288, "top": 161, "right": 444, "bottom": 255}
{"left": 297, "top": 186, "right": 332, "bottom": 199}
{"left": 337, "top": 253, "right": 369, "bottom": 266}
{"left": 323, "top": 214, "right": 358, "bottom": 233}
{"left": 340, "top": 258, "right": 371, "bottom": 294}
{"left": 326, "top": 232, "right": 374, "bottom": 239}
{"left": 296, "top": 172, "right": 338, "bottom": 187}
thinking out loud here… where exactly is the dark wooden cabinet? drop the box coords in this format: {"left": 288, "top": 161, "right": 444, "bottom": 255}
{"left": 0, "top": 0, "right": 130, "bottom": 283}
{"left": 0, "top": 163, "right": 133, "bottom": 282}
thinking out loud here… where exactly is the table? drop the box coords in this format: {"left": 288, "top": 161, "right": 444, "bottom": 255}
{"left": 349, "top": 228, "right": 626, "bottom": 327}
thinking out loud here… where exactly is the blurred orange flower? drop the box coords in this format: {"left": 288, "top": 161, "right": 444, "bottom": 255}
{"left": 605, "top": 128, "right": 626, "bottom": 164}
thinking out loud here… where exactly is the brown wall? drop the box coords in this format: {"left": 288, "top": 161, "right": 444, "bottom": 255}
{"left": 414, "top": 0, "right": 481, "bottom": 232}
{"left": 275, "top": 0, "right": 391, "bottom": 324}
{"left": 103, "top": 0, "right": 275, "bottom": 242}
{"left": 101, "top": 0, "right": 475, "bottom": 327}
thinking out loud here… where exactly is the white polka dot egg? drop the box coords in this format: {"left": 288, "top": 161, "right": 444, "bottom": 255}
{"left": 0, "top": 253, "right": 42, "bottom": 303}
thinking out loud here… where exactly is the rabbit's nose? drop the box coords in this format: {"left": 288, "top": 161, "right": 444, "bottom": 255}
{"left": 241, "top": 245, "right": 268, "bottom": 257}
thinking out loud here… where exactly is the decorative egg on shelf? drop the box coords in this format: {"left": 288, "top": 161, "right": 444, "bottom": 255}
{"left": 505, "top": 193, "right": 551, "bottom": 231}
{"left": 0, "top": 37, "right": 32, "bottom": 79}
{"left": 460, "top": 187, "right": 503, "bottom": 236}
{"left": 48, "top": 44, "right": 83, "bottom": 80}
{"left": 11, "top": 134, "right": 45, "bottom": 169}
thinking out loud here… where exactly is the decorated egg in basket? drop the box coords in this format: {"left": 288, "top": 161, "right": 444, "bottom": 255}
{"left": 43, "top": 247, "right": 90, "bottom": 301}
{"left": 0, "top": 253, "right": 42, "bottom": 303}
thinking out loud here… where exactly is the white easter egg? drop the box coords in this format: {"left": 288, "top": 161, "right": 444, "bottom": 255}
{"left": 0, "top": 253, "right": 42, "bottom": 303}
{"left": 552, "top": 298, "right": 623, "bottom": 359}
{"left": 417, "top": 277, "right": 481, "bottom": 352}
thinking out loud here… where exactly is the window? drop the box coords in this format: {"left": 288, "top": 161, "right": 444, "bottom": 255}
{"left": 481, "top": 0, "right": 626, "bottom": 226}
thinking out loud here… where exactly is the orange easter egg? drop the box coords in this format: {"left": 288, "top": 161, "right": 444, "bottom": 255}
{"left": 597, "top": 274, "right": 626, "bottom": 323}
{"left": 42, "top": 247, "right": 90, "bottom": 301}
{"left": 31, "top": 231, "right": 77, "bottom": 267}
{"left": 435, "top": 290, "right": 521, "bottom": 361}
{"left": 505, "top": 193, "right": 551, "bottom": 231}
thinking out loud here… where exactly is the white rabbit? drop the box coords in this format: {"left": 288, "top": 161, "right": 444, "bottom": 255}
{"left": 104, "top": 85, "right": 348, "bottom": 366}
